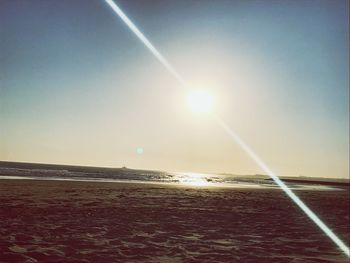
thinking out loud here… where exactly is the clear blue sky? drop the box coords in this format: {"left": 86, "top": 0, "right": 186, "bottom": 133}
{"left": 1, "top": 0, "right": 349, "bottom": 178}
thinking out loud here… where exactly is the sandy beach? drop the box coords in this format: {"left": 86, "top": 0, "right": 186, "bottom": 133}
{"left": 0, "top": 179, "right": 349, "bottom": 263}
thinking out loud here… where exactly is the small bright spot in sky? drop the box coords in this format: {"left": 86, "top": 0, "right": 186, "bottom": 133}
{"left": 136, "top": 147, "right": 144, "bottom": 155}
{"left": 186, "top": 90, "right": 214, "bottom": 113}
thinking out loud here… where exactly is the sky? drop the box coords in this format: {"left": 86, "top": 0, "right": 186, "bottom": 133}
{"left": 0, "top": 0, "right": 349, "bottom": 178}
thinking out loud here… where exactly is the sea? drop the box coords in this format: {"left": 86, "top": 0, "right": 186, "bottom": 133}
{"left": 0, "top": 165, "right": 344, "bottom": 191}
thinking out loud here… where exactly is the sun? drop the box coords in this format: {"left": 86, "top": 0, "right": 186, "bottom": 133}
{"left": 186, "top": 90, "right": 214, "bottom": 113}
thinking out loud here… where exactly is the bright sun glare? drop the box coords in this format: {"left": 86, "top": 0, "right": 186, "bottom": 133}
{"left": 186, "top": 90, "right": 214, "bottom": 113}
{"left": 178, "top": 172, "right": 210, "bottom": 187}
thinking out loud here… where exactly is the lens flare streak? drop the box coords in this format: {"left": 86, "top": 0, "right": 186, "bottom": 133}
{"left": 105, "top": 0, "right": 349, "bottom": 256}
{"left": 105, "top": 0, "right": 187, "bottom": 88}
{"left": 212, "top": 114, "right": 350, "bottom": 256}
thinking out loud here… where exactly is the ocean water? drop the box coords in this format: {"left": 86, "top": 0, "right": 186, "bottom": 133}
{"left": 0, "top": 167, "right": 341, "bottom": 190}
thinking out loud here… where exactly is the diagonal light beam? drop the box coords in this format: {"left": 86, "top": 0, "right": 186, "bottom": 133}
{"left": 105, "top": 0, "right": 187, "bottom": 88}
{"left": 212, "top": 113, "right": 350, "bottom": 257}
{"left": 105, "top": 0, "right": 350, "bottom": 257}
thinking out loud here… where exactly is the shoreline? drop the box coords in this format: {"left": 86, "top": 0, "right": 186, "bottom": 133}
{"left": 0, "top": 176, "right": 345, "bottom": 191}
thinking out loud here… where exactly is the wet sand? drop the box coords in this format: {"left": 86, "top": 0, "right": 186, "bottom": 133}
{"left": 0, "top": 179, "right": 349, "bottom": 263}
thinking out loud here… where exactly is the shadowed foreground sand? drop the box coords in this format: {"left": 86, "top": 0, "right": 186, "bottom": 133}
{"left": 0, "top": 179, "right": 349, "bottom": 263}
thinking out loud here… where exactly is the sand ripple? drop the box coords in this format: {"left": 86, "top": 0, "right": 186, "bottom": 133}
{"left": 0, "top": 180, "right": 349, "bottom": 262}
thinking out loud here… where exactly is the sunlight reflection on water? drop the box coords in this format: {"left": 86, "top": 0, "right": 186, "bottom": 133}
{"left": 175, "top": 172, "right": 213, "bottom": 187}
